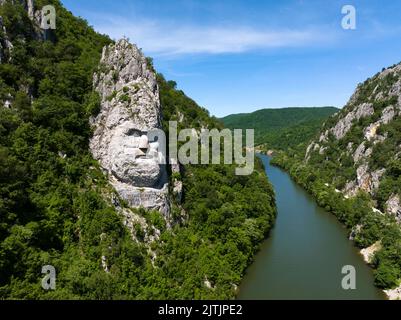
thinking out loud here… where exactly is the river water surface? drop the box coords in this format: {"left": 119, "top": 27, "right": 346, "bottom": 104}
{"left": 238, "top": 154, "right": 385, "bottom": 300}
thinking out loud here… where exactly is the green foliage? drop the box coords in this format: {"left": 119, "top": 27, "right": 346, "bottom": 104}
{"left": 153, "top": 75, "right": 276, "bottom": 299}
{"left": 157, "top": 73, "right": 222, "bottom": 131}
{"left": 119, "top": 93, "right": 130, "bottom": 103}
{"left": 374, "top": 263, "right": 400, "bottom": 289}
{"left": 0, "top": 0, "right": 276, "bottom": 300}
{"left": 268, "top": 71, "right": 401, "bottom": 289}
{"left": 0, "top": 0, "right": 155, "bottom": 299}
{"left": 221, "top": 107, "right": 339, "bottom": 150}
{"left": 84, "top": 91, "right": 101, "bottom": 117}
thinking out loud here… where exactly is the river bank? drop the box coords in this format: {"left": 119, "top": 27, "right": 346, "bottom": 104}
{"left": 238, "top": 154, "right": 385, "bottom": 300}
{"left": 360, "top": 242, "right": 401, "bottom": 300}
{"left": 269, "top": 152, "right": 401, "bottom": 300}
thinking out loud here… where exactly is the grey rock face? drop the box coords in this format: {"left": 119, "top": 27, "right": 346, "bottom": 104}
{"left": 346, "top": 142, "right": 354, "bottom": 153}
{"left": 305, "top": 142, "right": 320, "bottom": 161}
{"left": 171, "top": 163, "right": 183, "bottom": 204}
{"left": 353, "top": 142, "right": 366, "bottom": 163}
{"left": 307, "top": 103, "right": 374, "bottom": 160}
{"left": 319, "top": 131, "right": 328, "bottom": 143}
{"left": 353, "top": 141, "right": 373, "bottom": 164}
{"left": 331, "top": 103, "right": 374, "bottom": 140}
{"left": 344, "top": 164, "right": 385, "bottom": 197}
{"left": 386, "top": 194, "right": 401, "bottom": 224}
{"left": 306, "top": 62, "right": 401, "bottom": 225}
{"left": 90, "top": 39, "right": 170, "bottom": 220}
{"left": 26, "top": 0, "right": 34, "bottom": 18}
{"left": 93, "top": 41, "right": 160, "bottom": 130}
{"left": 364, "top": 106, "right": 396, "bottom": 141}
{"left": 305, "top": 142, "right": 314, "bottom": 161}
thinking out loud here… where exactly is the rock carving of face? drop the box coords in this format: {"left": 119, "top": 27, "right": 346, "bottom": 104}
{"left": 109, "top": 122, "right": 162, "bottom": 188}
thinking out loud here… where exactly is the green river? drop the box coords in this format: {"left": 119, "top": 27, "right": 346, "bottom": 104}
{"left": 238, "top": 154, "right": 385, "bottom": 300}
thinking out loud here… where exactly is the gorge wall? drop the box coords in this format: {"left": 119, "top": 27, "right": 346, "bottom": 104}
{"left": 306, "top": 63, "right": 401, "bottom": 223}
{"left": 90, "top": 39, "right": 171, "bottom": 222}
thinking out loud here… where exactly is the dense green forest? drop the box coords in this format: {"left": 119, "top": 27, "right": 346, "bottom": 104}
{"left": 271, "top": 64, "right": 401, "bottom": 290}
{"left": 0, "top": 0, "right": 276, "bottom": 299}
{"left": 221, "top": 107, "right": 338, "bottom": 150}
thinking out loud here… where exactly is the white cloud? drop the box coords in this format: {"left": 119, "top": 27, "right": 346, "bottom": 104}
{"left": 93, "top": 15, "right": 332, "bottom": 56}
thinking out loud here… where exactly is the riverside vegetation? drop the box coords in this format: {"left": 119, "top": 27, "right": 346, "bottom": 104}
{"left": 271, "top": 64, "right": 401, "bottom": 295}
{"left": 3, "top": 0, "right": 399, "bottom": 301}
{"left": 0, "top": 0, "right": 276, "bottom": 299}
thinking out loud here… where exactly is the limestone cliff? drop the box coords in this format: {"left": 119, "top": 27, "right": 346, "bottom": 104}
{"left": 306, "top": 63, "right": 401, "bottom": 223}
{"left": 90, "top": 39, "right": 171, "bottom": 222}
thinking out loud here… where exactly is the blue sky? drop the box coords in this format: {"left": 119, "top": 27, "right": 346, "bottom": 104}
{"left": 62, "top": 0, "right": 401, "bottom": 117}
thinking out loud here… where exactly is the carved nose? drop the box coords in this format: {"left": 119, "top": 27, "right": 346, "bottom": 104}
{"left": 139, "top": 135, "right": 149, "bottom": 150}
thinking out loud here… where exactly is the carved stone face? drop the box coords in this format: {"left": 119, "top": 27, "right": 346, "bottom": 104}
{"left": 108, "top": 122, "right": 162, "bottom": 188}
{"left": 91, "top": 39, "right": 167, "bottom": 190}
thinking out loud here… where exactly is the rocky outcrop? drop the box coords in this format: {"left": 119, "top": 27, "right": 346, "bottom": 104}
{"left": 302, "top": 61, "right": 401, "bottom": 298}
{"left": 364, "top": 106, "right": 396, "bottom": 142}
{"left": 385, "top": 194, "right": 401, "bottom": 224}
{"left": 305, "top": 62, "right": 401, "bottom": 224}
{"left": 342, "top": 105, "right": 400, "bottom": 197}
{"left": 171, "top": 163, "right": 183, "bottom": 204}
{"left": 329, "top": 103, "right": 374, "bottom": 140}
{"left": 344, "top": 164, "right": 385, "bottom": 197}
{"left": 353, "top": 142, "right": 372, "bottom": 163}
{"left": 90, "top": 39, "right": 171, "bottom": 222}
{"left": 384, "top": 284, "right": 401, "bottom": 300}
{"left": 305, "top": 141, "right": 321, "bottom": 161}
{"left": 204, "top": 276, "right": 215, "bottom": 290}
{"left": 360, "top": 241, "right": 382, "bottom": 264}
{"left": 305, "top": 103, "right": 374, "bottom": 161}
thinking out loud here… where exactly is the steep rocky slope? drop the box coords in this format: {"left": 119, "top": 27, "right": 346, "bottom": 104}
{"left": 272, "top": 62, "right": 401, "bottom": 299}
{"left": 306, "top": 63, "right": 401, "bottom": 222}
{"left": 90, "top": 39, "right": 170, "bottom": 221}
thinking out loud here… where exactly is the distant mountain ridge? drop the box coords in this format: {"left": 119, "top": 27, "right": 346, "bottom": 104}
{"left": 221, "top": 107, "right": 339, "bottom": 150}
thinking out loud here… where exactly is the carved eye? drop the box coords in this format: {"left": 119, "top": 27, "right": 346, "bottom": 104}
{"left": 126, "top": 128, "right": 140, "bottom": 137}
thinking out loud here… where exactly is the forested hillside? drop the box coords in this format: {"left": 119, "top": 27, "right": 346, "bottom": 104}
{"left": 0, "top": 0, "right": 276, "bottom": 299}
{"left": 221, "top": 107, "right": 338, "bottom": 150}
{"left": 272, "top": 62, "right": 401, "bottom": 294}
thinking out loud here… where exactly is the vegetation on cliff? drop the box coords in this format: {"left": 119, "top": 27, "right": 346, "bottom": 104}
{"left": 271, "top": 64, "right": 401, "bottom": 290}
{"left": 0, "top": 0, "right": 276, "bottom": 299}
